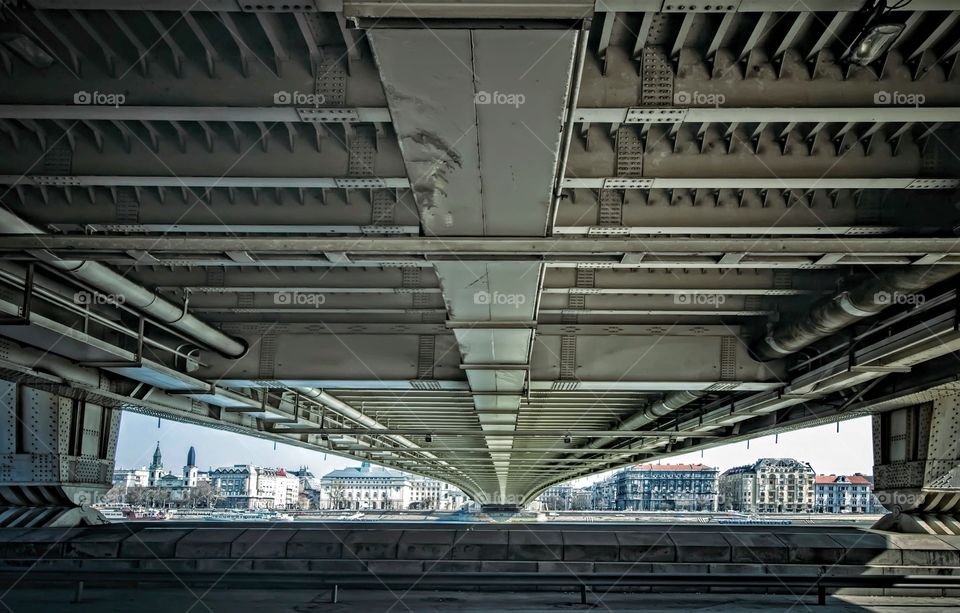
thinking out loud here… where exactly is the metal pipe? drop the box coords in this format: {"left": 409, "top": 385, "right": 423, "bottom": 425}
{"left": 0, "top": 207, "right": 246, "bottom": 358}
{"left": 752, "top": 266, "right": 960, "bottom": 361}
{"left": 0, "top": 339, "right": 196, "bottom": 413}
{"left": 293, "top": 387, "right": 447, "bottom": 464}
{"left": 584, "top": 390, "right": 707, "bottom": 450}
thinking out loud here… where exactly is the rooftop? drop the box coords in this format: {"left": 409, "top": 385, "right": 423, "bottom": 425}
{"left": 322, "top": 462, "right": 408, "bottom": 480}
{"left": 816, "top": 474, "right": 873, "bottom": 485}
{"left": 630, "top": 463, "right": 716, "bottom": 472}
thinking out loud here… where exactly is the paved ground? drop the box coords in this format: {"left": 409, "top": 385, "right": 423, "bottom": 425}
{"left": 2, "top": 589, "right": 960, "bottom": 612}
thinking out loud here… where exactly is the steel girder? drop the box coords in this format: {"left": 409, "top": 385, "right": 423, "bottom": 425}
{"left": 0, "top": 0, "right": 959, "bottom": 505}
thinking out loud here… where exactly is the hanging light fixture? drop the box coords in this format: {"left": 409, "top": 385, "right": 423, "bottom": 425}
{"left": 849, "top": 23, "right": 905, "bottom": 65}
{"left": 846, "top": 0, "right": 911, "bottom": 66}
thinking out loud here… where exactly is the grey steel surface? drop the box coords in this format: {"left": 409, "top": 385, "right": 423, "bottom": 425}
{"left": 0, "top": 0, "right": 959, "bottom": 506}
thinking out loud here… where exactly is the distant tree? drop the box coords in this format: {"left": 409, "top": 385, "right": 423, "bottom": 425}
{"left": 154, "top": 488, "right": 172, "bottom": 509}
{"left": 189, "top": 482, "right": 222, "bottom": 508}
{"left": 125, "top": 486, "right": 147, "bottom": 507}
{"left": 102, "top": 485, "right": 126, "bottom": 505}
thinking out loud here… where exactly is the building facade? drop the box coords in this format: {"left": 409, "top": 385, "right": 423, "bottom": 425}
{"left": 319, "top": 462, "right": 465, "bottom": 511}
{"left": 719, "top": 458, "right": 816, "bottom": 513}
{"left": 319, "top": 462, "right": 408, "bottom": 510}
{"left": 209, "top": 465, "right": 301, "bottom": 510}
{"left": 112, "top": 467, "right": 150, "bottom": 488}
{"left": 815, "top": 474, "right": 883, "bottom": 513}
{"left": 110, "top": 444, "right": 215, "bottom": 507}
{"left": 586, "top": 464, "right": 718, "bottom": 512}
{"left": 718, "top": 465, "right": 756, "bottom": 512}
{"left": 591, "top": 475, "right": 618, "bottom": 510}
{"left": 538, "top": 484, "right": 575, "bottom": 511}
{"left": 615, "top": 464, "right": 719, "bottom": 511}
{"left": 537, "top": 483, "right": 610, "bottom": 511}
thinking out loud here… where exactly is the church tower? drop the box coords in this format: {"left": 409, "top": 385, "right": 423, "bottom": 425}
{"left": 148, "top": 442, "right": 163, "bottom": 487}
{"left": 183, "top": 446, "right": 199, "bottom": 487}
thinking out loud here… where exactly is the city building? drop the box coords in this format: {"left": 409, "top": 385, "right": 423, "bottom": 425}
{"left": 292, "top": 467, "right": 323, "bottom": 509}
{"left": 815, "top": 474, "right": 883, "bottom": 514}
{"left": 719, "top": 458, "right": 816, "bottom": 513}
{"left": 538, "top": 484, "right": 575, "bottom": 511}
{"left": 615, "top": 464, "right": 719, "bottom": 511}
{"left": 718, "top": 464, "right": 756, "bottom": 513}
{"left": 535, "top": 484, "right": 593, "bottom": 511}
{"left": 319, "top": 462, "right": 408, "bottom": 510}
{"left": 591, "top": 475, "right": 618, "bottom": 511}
{"left": 148, "top": 442, "right": 164, "bottom": 487}
{"left": 210, "top": 465, "right": 301, "bottom": 510}
{"left": 183, "top": 446, "right": 200, "bottom": 487}
{"left": 409, "top": 476, "right": 466, "bottom": 510}
{"left": 112, "top": 467, "right": 150, "bottom": 488}
{"left": 584, "top": 464, "right": 718, "bottom": 512}
{"left": 318, "top": 462, "right": 465, "bottom": 511}
{"left": 113, "top": 444, "right": 206, "bottom": 492}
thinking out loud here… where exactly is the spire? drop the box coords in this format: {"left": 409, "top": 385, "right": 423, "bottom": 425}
{"left": 187, "top": 446, "right": 196, "bottom": 468}
{"left": 151, "top": 441, "right": 162, "bottom": 469}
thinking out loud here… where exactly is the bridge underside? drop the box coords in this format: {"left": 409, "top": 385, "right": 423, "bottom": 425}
{"left": 0, "top": 0, "right": 959, "bottom": 514}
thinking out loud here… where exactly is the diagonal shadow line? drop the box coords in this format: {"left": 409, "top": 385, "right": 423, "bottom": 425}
{"left": 114, "top": 0, "right": 205, "bottom": 82}
{"left": 380, "top": 524, "right": 478, "bottom": 613}
{"left": 0, "top": 522, "right": 76, "bottom": 606}
{"left": 783, "top": 529, "right": 878, "bottom": 613}
{"left": 718, "top": 526, "right": 817, "bottom": 613}
{"left": 306, "top": 521, "right": 418, "bottom": 613}
{"left": 512, "top": 523, "right": 617, "bottom": 613}
{"left": 589, "top": 522, "right": 681, "bottom": 609}
{"left": 111, "top": 521, "right": 215, "bottom": 613}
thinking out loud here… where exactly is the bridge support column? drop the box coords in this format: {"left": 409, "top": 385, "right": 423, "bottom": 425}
{"left": 0, "top": 379, "right": 120, "bottom": 527}
{"left": 872, "top": 395, "right": 960, "bottom": 534}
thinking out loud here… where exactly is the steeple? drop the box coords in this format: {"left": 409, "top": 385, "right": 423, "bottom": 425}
{"left": 150, "top": 441, "right": 162, "bottom": 469}
{"left": 186, "top": 446, "right": 196, "bottom": 468}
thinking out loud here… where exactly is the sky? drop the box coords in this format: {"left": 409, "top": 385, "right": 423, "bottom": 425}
{"left": 116, "top": 411, "right": 874, "bottom": 483}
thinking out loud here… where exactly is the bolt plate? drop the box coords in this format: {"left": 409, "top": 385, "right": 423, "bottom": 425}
{"left": 335, "top": 178, "right": 386, "bottom": 189}
{"left": 32, "top": 175, "right": 81, "bottom": 186}
{"left": 602, "top": 178, "right": 653, "bottom": 189}
{"left": 626, "top": 108, "right": 688, "bottom": 123}
{"left": 906, "top": 178, "right": 960, "bottom": 189}
{"left": 297, "top": 107, "right": 360, "bottom": 123}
